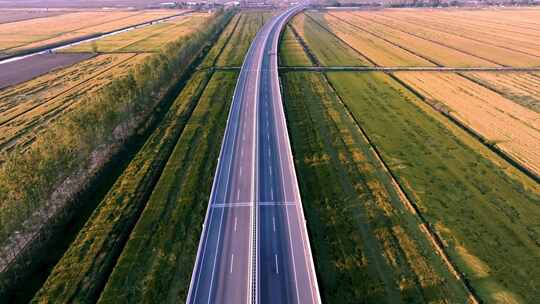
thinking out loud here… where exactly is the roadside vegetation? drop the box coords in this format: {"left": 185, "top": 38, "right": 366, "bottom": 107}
{"left": 0, "top": 9, "right": 234, "bottom": 301}
{"left": 216, "top": 10, "right": 272, "bottom": 67}
{"left": 327, "top": 71, "right": 540, "bottom": 303}
{"left": 98, "top": 71, "right": 236, "bottom": 303}
{"left": 282, "top": 71, "right": 471, "bottom": 303}
{"left": 31, "top": 70, "right": 214, "bottom": 303}
{"left": 32, "top": 8, "right": 250, "bottom": 303}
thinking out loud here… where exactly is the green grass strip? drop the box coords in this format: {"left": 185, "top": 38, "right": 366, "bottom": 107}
{"left": 97, "top": 71, "right": 236, "bottom": 303}
{"left": 327, "top": 71, "right": 540, "bottom": 303}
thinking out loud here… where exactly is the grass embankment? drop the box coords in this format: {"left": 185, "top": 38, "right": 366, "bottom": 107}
{"left": 30, "top": 69, "right": 214, "bottom": 303}
{"left": 282, "top": 71, "right": 470, "bottom": 303}
{"left": 32, "top": 8, "right": 243, "bottom": 303}
{"left": 98, "top": 71, "right": 236, "bottom": 303}
{"left": 326, "top": 71, "right": 540, "bottom": 303}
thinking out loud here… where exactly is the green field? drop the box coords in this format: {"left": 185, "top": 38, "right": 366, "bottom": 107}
{"left": 98, "top": 71, "right": 236, "bottom": 303}
{"left": 31, "top": 9, "right": 251, "bottom": 303}
{"left": 282, "top": 71, "right": 470, "bottom": 303}
{"left": 31, "top": 69, "right": 214, "bottom": 303}
{"left": 325, "top": 72, "right": 540, "bottom": 303}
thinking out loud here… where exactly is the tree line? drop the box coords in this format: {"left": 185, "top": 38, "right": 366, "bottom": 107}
{"left": 0, "top": 8, "right": 234, "bottom": 268}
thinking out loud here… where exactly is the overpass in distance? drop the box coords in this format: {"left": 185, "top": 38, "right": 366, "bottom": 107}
{"left": 186, "top": 4, "right": 321, "bottom": 304}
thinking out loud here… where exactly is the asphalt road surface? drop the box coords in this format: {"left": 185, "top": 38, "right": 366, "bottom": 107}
{"left": 187, "top": 5, "right": 321, "bottom": 304}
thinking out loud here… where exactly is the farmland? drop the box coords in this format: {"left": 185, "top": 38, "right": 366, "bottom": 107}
{"left": 464, "top": 72, "right": 540, "bottom": 113}
{"left": 64, "top": 13, "right": 210, "bottom": 53}
{"left": 282, "top": 71, "right": 471, "bottom": 303}
{"left": 0, "top": 9, "right": 235, "bottom": 303}
{"left": 291, "top": 9, "right": 540, "bottom": 68}
{"left": 395, "top": 72, "right": 540, "bottom": 177}
{"left": 0, "top": 9, "right": 187, "bottom": 58}
{"left": 0, "top": 53, "right": 146, "bottom": 154}
{"left": 281, "top": 8, "right": 540, "bottom": 304}
{"left": 0, "top": 12, "right": 211, "bottom": 155}
{"left": 28, "top": 10, "right": 269, "bottom": 303}
{"left": 3, "top": 4, "right": 540, "bottom": 304}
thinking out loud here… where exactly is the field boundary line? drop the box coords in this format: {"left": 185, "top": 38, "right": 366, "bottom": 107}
{"left": 372, "top": 12, "right": 540, "bottom": 59}
{"left": 389, "top": 73, "right": 540, "bottom": 185}
{"left": 322, "top": 72, "right": 481, "bottom": 304}
{"left": 0, "top": 11, "right": 149, "bottom": 54}
{"left": 302, "top": 12, "right": 377, "bottom": 66}
{"left": 344, "top": 13, "right": 508, "bottom": 68}
{"left": 291, "top": 29, "right": 480, "bottom": 300}
{"left": 326, "top": 12, "right": 444, "bottom": 67}
{"left": 0, "top": 54, "right": 139, "bottom": 152}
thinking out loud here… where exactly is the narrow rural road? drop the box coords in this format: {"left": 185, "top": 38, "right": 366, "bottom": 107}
{"left": 186, "top": 5, "right": 321, "bottom": 304}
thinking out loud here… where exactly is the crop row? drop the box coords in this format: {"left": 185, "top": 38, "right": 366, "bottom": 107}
{"left": 282, "top": 71, "right": 470, "bottom": 303}
{"left": 31, "top": 10, "right": 252, "bottom": 303}
{"left": 0, "top": 9, "right": 185, "bottom": 58}
{"left": 335, "top": 11, "right": 540, "bottom": 67}
{"left": 463, "top": 72, "right": 540, "bottom": 114}
{"left": 289, "top": 13, "right": 369, "bottom": 67}
{"left": 326, "top": 71, "right": 540, "bottom": 303}
{"left": 0, "top": 9, "right": 236, "bottom": 302}
{"left": 65, "top": 13, "right": 211, "bottom": 53}
{"left": 395, "top": 71, "right": 540, "bottom": 178}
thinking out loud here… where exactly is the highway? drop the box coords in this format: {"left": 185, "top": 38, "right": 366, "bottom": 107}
{"left": 186, "top": 5, "right": 321, "bottom": 304}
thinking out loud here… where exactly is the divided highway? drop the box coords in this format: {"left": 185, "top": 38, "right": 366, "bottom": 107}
{"left": 186, "top": 5, "right": 321, "bottom": 304}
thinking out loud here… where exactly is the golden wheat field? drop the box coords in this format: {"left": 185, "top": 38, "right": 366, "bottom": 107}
{"left": 464, "top": 72, "right": 540, "bottom": 113}
{"left": 395, "top": 72, "right": 540, "bottom": 176}
{"left": 308, "top": 8, "right": 540, "bottom": 67}
{"left": 0, "top": 9, "right": 186, "bottom": 57}
{"left": 65, "top": 13, "right": 210, "bottom": 53}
